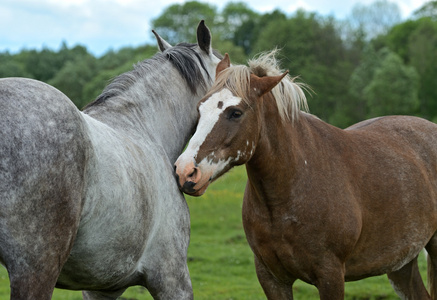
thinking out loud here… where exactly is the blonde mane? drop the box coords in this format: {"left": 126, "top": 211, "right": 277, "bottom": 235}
{"left": 208, "top": 49, "right": 309, "bottom": 122}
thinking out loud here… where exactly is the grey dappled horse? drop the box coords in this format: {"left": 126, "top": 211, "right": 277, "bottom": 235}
{"left": 0, "top": 21, "right": 221, "bottom": 299}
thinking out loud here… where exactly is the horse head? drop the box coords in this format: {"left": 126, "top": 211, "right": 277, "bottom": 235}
{"left": 174, "top": 54, "right": 288, "bottom": 196}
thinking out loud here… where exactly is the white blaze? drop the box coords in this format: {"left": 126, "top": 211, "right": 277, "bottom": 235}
{"left": 176, "top": 89, "right": 242, "bottom": 171}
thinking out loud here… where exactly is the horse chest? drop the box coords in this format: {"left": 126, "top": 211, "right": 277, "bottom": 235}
{"left": 242, "top": 185, "right": 361, "bottom": 284}
{"left": 242, "top": 201, "right": 309, "bottom": 280}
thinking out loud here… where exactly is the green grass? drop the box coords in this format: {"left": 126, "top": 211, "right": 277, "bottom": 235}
{"left": 0, "top": 166, "right": 429, "bottom": 299}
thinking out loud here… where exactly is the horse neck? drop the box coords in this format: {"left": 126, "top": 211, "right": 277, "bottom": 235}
{"left": 84, "top": 70, "right": 203, "bottom": 163}
{"left": 245, "top": 102, "right": 333, "bottom": 207}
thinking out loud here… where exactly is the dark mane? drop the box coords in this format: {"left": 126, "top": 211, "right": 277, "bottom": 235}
{"left": 166, "top": 43, "right": 210, "bottom": 94}
{"left": 84, "top": 43, "right": 214, "bottom": 109}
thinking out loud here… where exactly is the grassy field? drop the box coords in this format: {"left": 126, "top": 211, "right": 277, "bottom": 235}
{"left": 0, "top": 165, "right": 428, "bottom": 299}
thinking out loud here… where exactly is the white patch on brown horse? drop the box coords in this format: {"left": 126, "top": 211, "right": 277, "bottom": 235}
{"left": 175, "top": 88, "right": 242, "bottom": 175}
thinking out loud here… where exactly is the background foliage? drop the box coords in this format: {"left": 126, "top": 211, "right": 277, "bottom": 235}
{"left": 2, "top": 0, "right": 437, "bottom": 127}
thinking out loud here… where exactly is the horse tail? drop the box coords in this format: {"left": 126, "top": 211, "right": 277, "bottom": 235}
{"left": 428, "top": 250, "right": 437, "bottom": 299}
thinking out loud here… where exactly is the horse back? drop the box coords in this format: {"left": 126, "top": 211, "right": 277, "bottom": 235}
{"left": 346, "top": 115, "right": 437, "bottom": 174}
{"left": 341, "top": 115, "right": 437, "bottom": 276}
{"left": 0, "top": 78, "right": 90, "bottom": 277}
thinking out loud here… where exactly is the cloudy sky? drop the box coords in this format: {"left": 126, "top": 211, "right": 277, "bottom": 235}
{"left": 0, "top": 0, "right": 429, "bottom": 57}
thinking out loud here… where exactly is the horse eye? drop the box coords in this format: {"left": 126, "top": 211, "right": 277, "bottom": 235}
{"left": 229, "top": 109, "right": 243, "bottom": 120}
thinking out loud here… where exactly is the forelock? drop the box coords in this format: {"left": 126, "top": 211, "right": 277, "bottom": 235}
{"left": 205, "top": 49, "right": 309, "bottom": 122}
{"left": 206, "top": 66, "right": 251, "bottom": 105}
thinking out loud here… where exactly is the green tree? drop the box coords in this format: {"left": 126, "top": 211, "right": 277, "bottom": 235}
{"left": 385, "top": 20, "right": 422, "bottom": 62}
{"left": 151, "top": 1, "right": 217, "bottom": 44}
{"left": 383, "top": 16, "right": 437, "bottom": 119}
{"left": 218, "top": 2, "right": 259, "bottom": 43}
{"left": 243, "top": 9, "right": 287, "bottom": 56}
{"left": 348, "top": 0, "right": 401, "bottom": 40}
{"left": 348, "top": 45, "right": 382, "bottom": 122}
{"left": 413, "top": 0, "right": 437, "bottom": 20}
{"left": 97, "top": 48, "right": 136, "bottom": 71}
{"left": 252, "top": 10, "right": 314, "bottom": 71}
{"left": 0, "top": 53, "right": 32, "bottom": 78}
{"left": 252, "top": 10, "right": 354, "bottom": 125}
{"left": 214, "top": 40, "right": 246, "bottom": 64}
{"left": 49, "top": 55, "right": 98, "bottom": 109}
{"left": 407, "top": 18, "right": 437, "bottom": 119}
{"left": 82, "top": 45, "right": 158, "bottom": 106}
{"left": 23, "top": 48, "right": 60, "bottom": 81}
{"left": 364, "top": 51, "right": 419, "bottom": 117}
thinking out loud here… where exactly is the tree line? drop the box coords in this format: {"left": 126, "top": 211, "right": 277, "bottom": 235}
{"left": 1, "top": 0, "right": 436, "bottom": 128}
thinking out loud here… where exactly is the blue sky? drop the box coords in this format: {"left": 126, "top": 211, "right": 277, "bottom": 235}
{"left": 0, "top": 0, "right": 429, "bottom": 57}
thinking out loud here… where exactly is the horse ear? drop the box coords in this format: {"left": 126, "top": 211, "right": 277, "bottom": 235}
{"left": 152, "top": 30, "right": 172, "bottom": 52}
{"left": 252, "top": 71, "right": 289, "bottom": 96}
{"left": 216, "top": 53, "right": 230, "bottom": 79}
{"left": 197, "top": 20, "right": 211, "bottom": 55}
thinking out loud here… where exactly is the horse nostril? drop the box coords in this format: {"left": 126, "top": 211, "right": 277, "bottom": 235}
{"left": 188, "top": 167, "right": 197, "bottom": 179}
{"left": 183, "top": 181, "right": 197, "bottom": 194}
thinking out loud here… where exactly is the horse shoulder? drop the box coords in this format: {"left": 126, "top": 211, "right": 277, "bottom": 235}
{"left": 64, "top": 115, "right": 189, "bottom": 288}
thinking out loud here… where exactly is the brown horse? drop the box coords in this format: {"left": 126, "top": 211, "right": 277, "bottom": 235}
{"left": 174, "top": 51, "right": 437, "bottom": 299}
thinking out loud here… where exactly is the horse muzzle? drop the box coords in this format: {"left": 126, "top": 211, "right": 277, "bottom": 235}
{"left": 174, "top": 160, "right": 211, "bottom": 196}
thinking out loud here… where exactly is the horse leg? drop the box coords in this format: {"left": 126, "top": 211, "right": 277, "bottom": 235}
{"left": 5, "top": 225, "right": 79, "bottom": 300}
{"left": 254, "top": 256, "right": 294, "bottom": 299}
{"left": 426, "top": 235, "right": 437, "bottom": 300}
{"left": 3, "top": 210, "right": 81, "bottom": 300}
{"left": 142, "top": 260, "right": 193, "bottom": 300}
{"left": 0, "top": 178, "right": 83, "bottom": 299}
{"left": 139, "top": 210, "right": 193, "bottom": 299}
{"left": 387, "top": 256, "right": 430, "bottom": 300}
{"left": 313, "top": 258, "right": 345, "bottom": 300}
{"left": 8, "top": 270, "right": 57, "bottom": 300}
